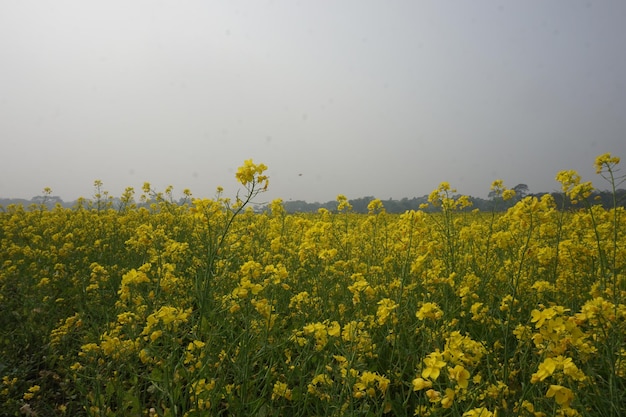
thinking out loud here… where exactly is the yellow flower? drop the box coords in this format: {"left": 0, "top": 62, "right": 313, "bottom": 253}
{"left": 502, "top": 189, "right": 516, "bottom": 201}
{"left": 555, "top": 170, "right": 581, "bottom": 194}
{"left": 422, "top": 351, "right": 447, "bottom": 380}
{"left": 441, "top": 388, "right": 455, "bottom": 408}
{"left": 425, "top": 388, "right": 441, "bottom": 402}
{"left": 412, "top": 377, "right": 432, "bottom": 391}
{"left": 376, "top": 298, "right": 398, "bottom": 325}
{"left": 353, "top": 371, "right": 390, "bottom": 398}
{"left": 531, "top": 357, "right": 558, "bottom": 383}
{"left": 463, "top": 407, "right": 494, "bottom": 417}
{"left": 594, "top": 152, "right": 620, "bottom": 174}
{"left": 444, "top": 331, "right": 487, "bottom": 367}
{"left": 367, "top": 198, "right": 385, "bottom": 214}
{"left": 235, "top": 159, "right": 269, "bottom": 188}
{"left": 416, "top": 302, "right": 443, "bottom": 320}
{"left": 271, "top": 381, "right": 292, "bottom": 401}
{"left": 490, "top": 179, "right": 504, "bottom": 195}
{"left": 616, "top": 349, "right": 626, "bottom": 378}
{"left": 187, "top": 340, "right": 206, "bottom": 350}
{"left": 80, "top": 343, "right": 100, "bottom": 355}
{"left": 139, "top": 349, "right": 152, "bottom": 364}
{"left": 22, "top": 385, "right": 40, "bottom": 400}
{"left": 456, "top": 194, "right": 473, "bottom": 208}
{"left": 327, "top": 321, "right": 341, "bottom": 337}
{"left": 428, "top": 182, "right": 456, "bottom": 207}
{"left": 336, "top": 194, "right": 352, "bottom": 212}
{"left": 414, "top": 405, "right": 430, "bottom": 415}
{"left": 37, "top": 277, "right": 50, "bottom": 287}
{"left": 308, "top": 374, "right": 333, "bottom": 401}
{"left": 561, "top": 356, "right": 586, "bottom": 382}
{"left": 270, "top": 198, "right": 285, "bottom": 216}
{"left": 531, "top": 307, "right": 557, "bottom": 329}
{"left": 546, "top": 384, "right": 574, "bottom": 407}
{"left": 568, "top": 181, "right": 594, "bottom": 203}
{"left": 470, "top": 302, "right": 489, "bottom": 321}
{"left": 518, "top": 400, "right": 547, "bottom": 417}
{"left": 448, "top": 364, "right": 470, "bottom": 389}
{"left": 310, "top": 373, "right": 333, "bottom": 387}
{"left": 303, "top": 322, "right": 328, "bottom": 350}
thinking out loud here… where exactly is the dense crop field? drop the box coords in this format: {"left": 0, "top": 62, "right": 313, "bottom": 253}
{"left": 1, "top": 155, "right": 625, "bottom": 417}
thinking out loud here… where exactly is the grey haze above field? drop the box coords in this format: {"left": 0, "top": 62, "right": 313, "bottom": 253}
{"left": 1, "top": 1, "right": 625, "bottom": 203}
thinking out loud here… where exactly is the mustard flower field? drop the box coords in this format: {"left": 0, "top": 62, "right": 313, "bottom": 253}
{"left": 1, "top": 155, "right": 624, "bottom": 417}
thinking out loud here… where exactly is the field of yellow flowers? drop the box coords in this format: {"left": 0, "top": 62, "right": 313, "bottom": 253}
{"left": 1, "top": 155, "right": 624, "bottom": 417}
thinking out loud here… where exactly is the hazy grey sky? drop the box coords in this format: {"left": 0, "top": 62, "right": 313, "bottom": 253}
{"left": 1, "top": 1, "right": 625, "bottom": 203}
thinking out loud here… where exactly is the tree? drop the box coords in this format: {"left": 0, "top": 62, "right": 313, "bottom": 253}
{"left": 513, "top": 184, "right": 529, "bottom": 199}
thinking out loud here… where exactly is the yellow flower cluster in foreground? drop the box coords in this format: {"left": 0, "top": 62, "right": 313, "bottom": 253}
{"left": 0, "top": 156, "right": 624, "bottom": 416}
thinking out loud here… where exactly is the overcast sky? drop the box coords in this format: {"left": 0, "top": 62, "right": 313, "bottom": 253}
{"left": 1, "top": 1, "right": 624, "bottom": 203}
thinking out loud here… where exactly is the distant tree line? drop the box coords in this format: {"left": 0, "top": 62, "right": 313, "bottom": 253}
{"left": 1, "top": 187, "right": 624, "bottom": 214}
{"left": 278, "top": 186, "right": 626, "bottom": 214}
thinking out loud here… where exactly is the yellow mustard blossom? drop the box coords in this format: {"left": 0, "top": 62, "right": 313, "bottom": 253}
{"left": 367, "top": 198, "right": 385, "bottom": 214}
{"left": 444, "top": 331, "right": 487, "bottom": 367}
{"left": 531, "top": 355, "right": 585, "bottom": 384}
{"left": 441, "top": 388, "right": 455, "bottom": 409}
{"left": 531, "top": 306, "right": 568, "bottom": 329}
{"left": 615, "top": 349, "right": 626, "bottom": 378}
{"left": 327, "top": 321, "right": 341, "bottom": 337}
{"left": 270, "top": 198, "right": 285, "bottom": 216}
{"left": 448, "top": 364, "right": 471, "bottom": 389}
{"left": 141, "top": 306, "right": 191, "bottom": 338}
{"left": 376, "top": 298, "right": 399, "bottom": 325}
{"left": 336, "top": 194, "right": 352, "bottom": 212}
{"left": 414, "top": 405, "right": 430, "bottom": 415}
{"left": 236, "top": 159, "right": 269, "bottom": 188}
{"left": 531, "top": 280, "right": 555, "bottom": 293}
{"left": 594, "top": 152, "right": 620, "bottom": 174}
{"left": 428, "top": 181, "right": 457, "bottom": 208}
{"left": 412, "top": 377, "right": 432, "bottom": 391}
{"left": 576, "top": 296, "right": 617, "bottom": 326}
{"left": 348, "top": 273, "right": 375, "bottom": 304}
{"left": 189, "top": 378, "right": 216, "bottom": 410}
{"left": 546, "top": 384, "right": 574, "bottom": 408}
{"left": 425, "top": 388, "right": 441, "bottom": 403}
{"left": 353, "top": 371, "right": 390, "bottom": 398}
{"left": 518, "top": 400, "right": 547, "bottom": 417}
{"left": 568, "top": 181, "right": 594, "bottom": 204}
{"left": 555, "top": 170, "right": 581, "bottom": 194}
{"left": 416, "top": 302, "right": 443, "bottom": 321}
{"left": 502, "top": 189, "right": 516, "bottom": 201}
{"left": 118, "top": 268, "right": 151, "bottom": 303}
{"left": 303, "top": 322, "right": 329, "bottom": 350}
{"left": 271, "top": 381, "right": 292, "bottom": 401}
{"left": 531, "top": 357, "right": 558, "bottom": 383}
{"left": 422, "top": 350, "right": 447, "bottom": 380}
{"left": 470, "top": 302, "right": 489, "bottom": 322}
{"left": 490, "top": 179, "right": 504, "bottom": 196}
{"left": 463, "top": 408, "right": 494, "bottom": 417}
{"left": 50, "top": 313, "right": 82, "bottom": 346}
{"left": 251, "top": 297, "right": 276, "bottom": 329}
{"left": 308, "top": 374, "right": 333, "bottom": 401}
{"left": 22, "top": 385, "right": 40, "bottom": 401}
